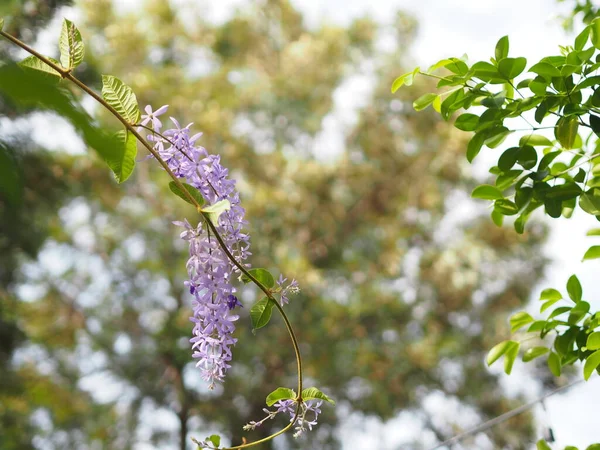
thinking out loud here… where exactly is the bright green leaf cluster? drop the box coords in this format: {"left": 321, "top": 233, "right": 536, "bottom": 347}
{"left": 487, "top": 276, "right": 600, "bottom": 380}
{"left": 395, "top": 25, "right": 600, "bottom": 234}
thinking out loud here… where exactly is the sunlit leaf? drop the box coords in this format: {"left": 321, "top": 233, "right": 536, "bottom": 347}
{"left": 59, "top": 19, "right": 84, "bottom": 70}
{"left": 101, "top": 75, "right": 141, "bottom": 124}
{"left": 266, "top": 387, "right": 296, "bottom": 406}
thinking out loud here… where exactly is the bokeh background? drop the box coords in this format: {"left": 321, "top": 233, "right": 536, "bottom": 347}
{"left": 0, "top": 0, "right": 598, "bottom": 449}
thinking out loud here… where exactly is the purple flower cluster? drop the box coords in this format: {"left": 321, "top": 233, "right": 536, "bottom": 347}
{"left": 142, "top": 105, "right": 250, "bottom": 388}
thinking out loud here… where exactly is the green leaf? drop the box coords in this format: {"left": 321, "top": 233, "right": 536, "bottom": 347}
{"left": 491, "top": 209, "right": 504, "bottom": 226}
{"left": 494, "top": 199, "right": 519, "bottom": 216}
{"left": 391, "top": 67, "right": 420, "bottom": 92}
{"left": 510, "top": 311, "right": 534, "bottom": 333}
{"left": 580, "top": 191, "right": 600, "bottom": 215}
{"left": 168, "top": 182, "right": 205, "bottom": 207}
{"left": 201, "top": 199, "right": 231, "bottom": 226}
{"left": 540, "top": 288, "right": 562, "bottom": 302}
{"left": 391, "top": 72, "right": 410, "bottom": 92}
{"left": 0, "top": 18, "right": 4, "bottom": 31}
{"left": 504, "top": 340, "right": 520, "bottom": 374}
{"left": 18, "top": 56, "right": 62, "bottom": 81}
{"left": 495, "top": 35, "right": 509, "bottom": 61}
{"left": 471, "top": 184, "right": 503, "bottom": 200}
{"left": 426, "top": 58, "right": 453, "bottom": 73}
{"left": 266, "top": 387, "right": 296, "bottom": 406}
{"left": 529, "top": 62, "right": 562, "bottom": 79}
{"left": 586, "top": 332, "right": 600, "bottom": 350}
{"left": 498, "top": 57, "right": 527, "bottom": 80}
{"left": 575, "top": 26, "right": 590, "bottom": 51}
{"left": 567, "top": 274, "right": 582, "bottom": 303}
{"left": 445, "top": 58, "right": 468, "bottom": 75}
{"left": 432, "top": 95, "right": 442, "bottom": 113}
{"left": 101, "top": 75, "right": 141, "bottom": 124}
{"left": 98, "top": 130, "right": 137, "bottom": 183}
{"left": 591, "top": 18, "right": 600, "bottom": 49}
{"left": 590, "top": 114, "right": 600, "bottom": 137}
{"left": 207, "top": 435, "right": 220, "bottom": 447}
{"left": 250, "top": 297, "right": 274, "bottom": 330}
{"left": 498, "top": 147, "right": 519, "bottom": 172}
{"left": 454, "top": 113, "right": 479, "bottom": 131}
{"left": 548, "top": 306, "right": 572, "bottom": 319}
{"left": 241, "top": 268, "right": 275, "bottom": 288}
{"left": 301, "top": 387, "right": 336, "bottom": 405}
{"left": 586, "top": 228, "right": 600, "bottom": 236}
{"left": 480, "top": 91, "right": 506, "bottom": 108}
{"left": 583, "top": 349, "right": 600, "bottom": 380}
{"left": 59, "top": 19, "right": 84, "bottom": 70}
{"left": 486, "top": 340, "right": 518, "bottom": 366}
{"left": 472, "top": 61, "right": 503, "bottom": 83}
{"left": 519, "top": 134, "right": 553, "bottom": 147}
{"left": 555, "top": 116, "right": 579, "bottom": 149}
{"left": 523, "top": 346, "right": 549, "bottom": 362}
{"left": 517, "top": 145, "right": 537, "bottom": 170}
{"left": 537, "top": 439, "right": 552, "bottom": 450}
{"left": 568, "top": 301, "right": 590, "bottom": 324}
{"left": 541, "top": 298, "right": 561, "bottom": 313}
{"left": 547, "top": 351, "right": 561, "bottom": 376}
{"left": 583, "top": 245, "right": 600, "bottom": 261}
{"left": 466, "top": 132, "right": 485, "bottom": 162}
{"left": 413, "top": 93, "right": 437, "bottom": 111}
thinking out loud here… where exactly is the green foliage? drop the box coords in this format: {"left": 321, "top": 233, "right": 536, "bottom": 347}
{"left": 266, "top": 387, "right": 296, "bottom": 406}
{"left": 241, "top": 268, "right": 275, "bottom": 288}
{"left": 18, "top": 55, "right": 61, "bottom": 80}
{"left": 168, "top": 181, "right": 206, "bottom": 207}
{"left": 59, "top": 19, "right": 84, "bottom": 70}
{"left": 486, "top": 340, "right": 520, "bottom": 375}
{"left": 487, "top": 277, "right": 600, "bottom": 380}
{"left": 250, "top": 297, "right": 274, "bottom": 330}
{"left": 396, "top": 17, "right": 600, "bottom": 391}
{"left": 101, "top": 75, "right": 141, "bottom": 125}
{"left": 301, "top": 387, "right": 335, "bottom": 405}
{"left": 395, "top": 24, "right": 600, "bottom": 234}
{"left": 103, "top": 130, "right": 137, "bottom": 183}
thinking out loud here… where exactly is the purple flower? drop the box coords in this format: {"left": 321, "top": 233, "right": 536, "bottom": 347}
{"left": 150, "top": 106, "right": 250, "bottom": 388}
{"left": 140, "top": 104, "right": 168, "bottom": 130}
{"left": 277, "top": 275, "right": 300, "bottom": 306}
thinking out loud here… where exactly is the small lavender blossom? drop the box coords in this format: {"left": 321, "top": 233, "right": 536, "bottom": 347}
{"left": 146, "top": 106, "right": 250, "bottom": 388}
{"left": 276, "top": 274, "right": 300, "bottom": 306}
{"left": 140, "top": 104, "right": 168, "bottom": 130}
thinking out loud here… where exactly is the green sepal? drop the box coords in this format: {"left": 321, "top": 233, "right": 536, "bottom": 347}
{"left": 201, "top": 200, "right": 231, "bottom": 226}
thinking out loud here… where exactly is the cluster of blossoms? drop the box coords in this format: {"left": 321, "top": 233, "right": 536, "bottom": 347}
{"left": 141, "top": 105, "right": 250, "bottom": 388}
{"left": 141, "top": 105, "right": 300, "bottom": 388}
{"left": 243, "top": 399, "right": 323, "bottom": 438}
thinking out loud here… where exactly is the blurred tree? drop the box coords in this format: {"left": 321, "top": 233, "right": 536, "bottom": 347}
{"left": 4, "top": 0, "right": 551, "bottom": 449}
{"left": 0, "top": 2, "right": 119, "bottom": 449}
